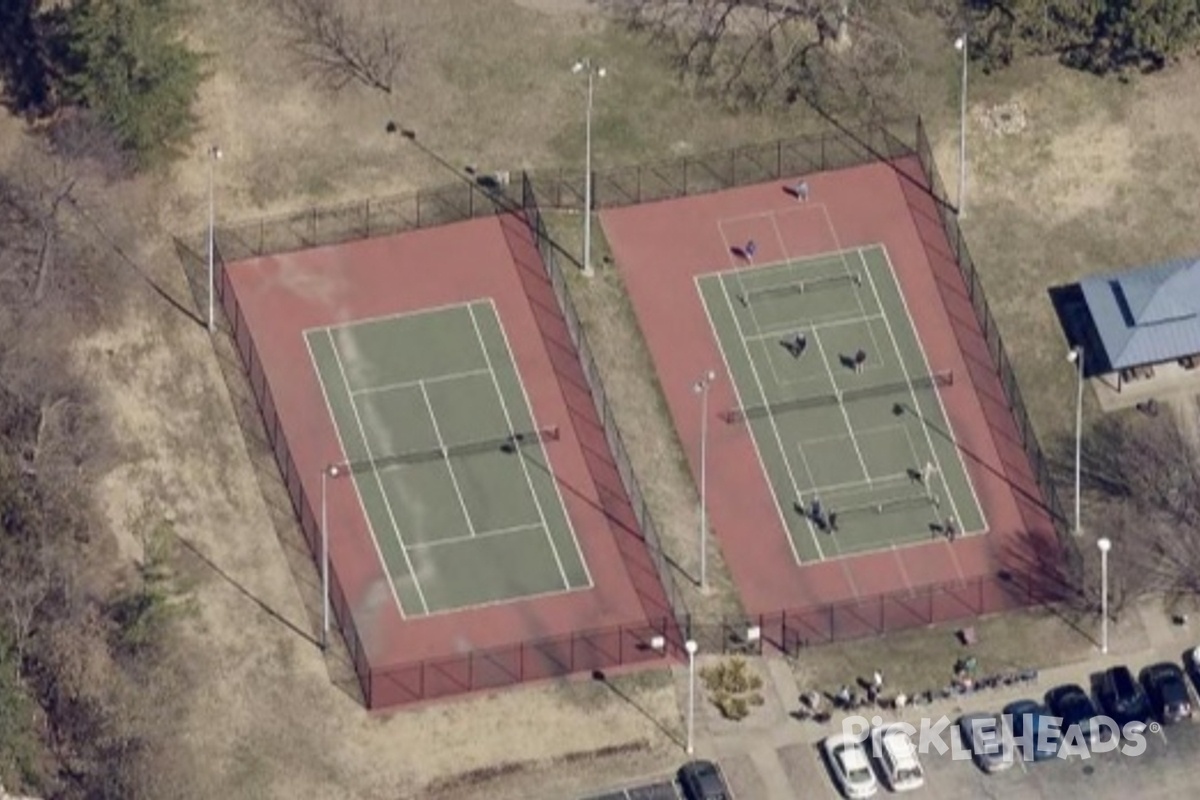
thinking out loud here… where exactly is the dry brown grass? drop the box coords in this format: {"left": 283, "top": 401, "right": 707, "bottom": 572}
{"left": 541, "top": 210, "right": 745, "bottom": 621}
{"left": 926, "top": 59, "right": 1200, "bottom": 450}
{"left": 9, "top": 0, "right": 1200, "bottom": 795}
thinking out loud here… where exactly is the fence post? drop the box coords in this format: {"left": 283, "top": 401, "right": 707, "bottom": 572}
{"left": 821, "top": 134, "right": 827, "bottom": 171}
{"left": 365, "top": 199, "right": 371, "bottom": 238}
{"left": 468, "top": 183, "right": 475, "bottom": 218}
{"left": 776, "top": 139, "right": 783, "bottom": 178}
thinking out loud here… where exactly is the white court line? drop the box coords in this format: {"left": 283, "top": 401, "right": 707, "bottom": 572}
{"left": 799, "top": 422, "right": 910, "bottom": 447}
{"left": 695, "top": 274, "right": 812, "bottom": 565}
{"left": 417, "top": 380, "right": 479, "bottom": 536}
{"left": 484, "top": 299, "right": 594, "bottom": 589}
{"left": 303, "top": 333, "right": 409, "bottom": 621}
{"left": 302, "top": 298, "right": 479, "bottom": 336}
{"left": 351, "top": 367, "right": 492, "bottom": 397}
{"left": 792, "top": 432, "right": 819, "bottom": 488}
{"left": 468, "top": 302, "right": 571, "bottom": 591}
{"left": 854, "top": 249, "right": 964, "bottom": 529}
{"left": 743, "top": 312, "right": 886, "bottom": 343}
{"left": 694, "top": 241, "right": 870, "bottom": 282}
{"left": 811, "top": 329, "right": 870, "bottom": 479}
{"left": 405, "top": 523, "right": 544, "bottom": 551}
{"left": 876, "top": 246, "right": 989, "bottom": 534}
{"left": 807, "top": 471, "right": 913, "bottom": 498}
{"left": 792, "top": 207, "right": 885, "bottom": 358}
{"left": 711, "top": 266, "right": 825, "bottom": 562}
{"left": 325, "top": 329, "right": 431, "bottom": 615}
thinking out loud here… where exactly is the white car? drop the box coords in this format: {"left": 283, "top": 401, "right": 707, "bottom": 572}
{"left": 822, "top": 733, "right": 878, "bottom": 798}
{"left": 871, "top": 723, "right": 925, "bottom": 792}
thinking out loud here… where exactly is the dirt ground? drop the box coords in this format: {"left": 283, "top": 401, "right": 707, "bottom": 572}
{"left": 13, "top": 0, "right": 1200, "bottom": 797}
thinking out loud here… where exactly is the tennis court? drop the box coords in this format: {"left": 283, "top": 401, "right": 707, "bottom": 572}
{"left": 697, "top": 244, "right": 986, "bottom": 564}
{"left": 305, "top": 299, "right": 592, "bottom": 617}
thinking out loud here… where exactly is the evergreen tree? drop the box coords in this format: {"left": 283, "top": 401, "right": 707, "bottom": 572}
{"left": 58, "top": 0, "right": 206, "bottom": 167}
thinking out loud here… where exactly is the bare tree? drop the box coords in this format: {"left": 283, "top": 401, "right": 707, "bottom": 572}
{"left": 1068, "top": 405, "right": 1200, "bottom": 609}
{"left": 271, "top": 0, "right": 405, "bottom": 95}
{"left": 606, "top": 0, "right": 916, "bottom": 114}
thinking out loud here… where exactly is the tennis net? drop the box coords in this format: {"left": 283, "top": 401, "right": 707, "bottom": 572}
{"left": 833, "top": 492, "right": 939, "bottom": 519}
{"left": 343, "top": 426, "right": 560, "bottom": 473}
{"left": 737, "top": 273, "right": 861, "bottom": 305}
{"left": 725, "top": 370, "right": 953, "bottom": 423}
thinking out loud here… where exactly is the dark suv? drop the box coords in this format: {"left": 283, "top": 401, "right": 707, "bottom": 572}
{"left": 1140, "top": 662, "right": 1193, "bottom": 724}
{"left": 1097, "top": 666, "right": 1153, "bottom": 730}
{"left": 678, "top": 760, "right": 730, "bottom": 800}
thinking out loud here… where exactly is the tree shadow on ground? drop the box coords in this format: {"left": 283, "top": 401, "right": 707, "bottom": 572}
{"left": 0, "top": 0, "right": 58, "bottom": 117}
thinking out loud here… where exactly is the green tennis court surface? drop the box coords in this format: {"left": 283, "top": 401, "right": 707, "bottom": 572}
{"left": 698, "top": 245, "right": 985, "bottom": 564}
{"left": 306, "top": 299, "right": 591, "bottom": 617}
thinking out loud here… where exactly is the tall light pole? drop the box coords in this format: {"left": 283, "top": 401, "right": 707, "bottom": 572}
{"left": 206, "top": 144, "right": 223, "bottom": 332}
{"left": 320, "top": 463, "right": 342, "bottom": 651}
{"left": 1098, "top": 537, "right": 1111, "bottom": 654}
{"left": 693, "top": 370, "right": 717, "bottom": 592}
{"left": 1067, "top": 346, "right": 1084, "bottom": 535}
{"left": 572, "top": 59, "right": 606, "bottom": 277}
{"left": 954, "top": 35, "right": 968, "bottom": 219}
{"left": 685, "top": 639, "right": 698, "bottom": 755}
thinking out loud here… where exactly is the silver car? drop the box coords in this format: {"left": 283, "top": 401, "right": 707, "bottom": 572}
{"left": 959, "top": 713, "right": 1015, "bottom": 773}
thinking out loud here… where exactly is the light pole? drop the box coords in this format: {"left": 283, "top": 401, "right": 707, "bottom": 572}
{"left": 206, "top": 144, "right": 223, "bottom": 332}
{"left": 693, "top": 370, "right": 717, "bottom": 592}
{"left": 1067, "top": 346, "right": 1084, "bottom": 535}
{"left": 1098, "top": 537, "right": 1112, "bottom": 654}
{"left": 954, "top": 34, "right": 968, "bottom": 219}
{"left": 320, "top": 463, "right": 342, "bottom": 651}
{"left": 685, "top": 639, "right": 698, "bottom": 755}
{"left": 572, "top": 59, "right": 606, "bottom": 277}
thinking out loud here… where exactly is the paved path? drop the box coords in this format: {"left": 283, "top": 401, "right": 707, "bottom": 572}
{"left": 662, "top": 599, "right": 1200, "bottom": 799}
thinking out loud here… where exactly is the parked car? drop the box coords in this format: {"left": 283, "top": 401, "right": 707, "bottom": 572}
{"left": 678, "top": 760, "right": 731, "bottom": 800}
{"left": 871, "top": 723, "right": 925, "bottom": 791}
{"left": 822, "top": 733, "right": 878, "bottom": 799}
{"left": 1046, "top": 684, "right": 1106, "bottom": 742}
{"left": 1140, "top": 662, "right": 1193, "bottom": 724}
{"left": 1096, "top": 665, "right": 1153, "bottom": 731}
{"left": 1003, "top": 700, "right": 1060, "bottom": 761}
{"left": 958, "top": 713, "right": 1015, "bottom": 773}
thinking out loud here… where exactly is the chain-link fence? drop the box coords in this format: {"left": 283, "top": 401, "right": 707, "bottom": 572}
{"left": 197, "top": 115, "right": 1066, "bottom": 708}
{"left": 912, "top": 120, "right": 1068, "bottom": 534}
{"left": 525, "top": 121, "right": 915, "bottom": 211}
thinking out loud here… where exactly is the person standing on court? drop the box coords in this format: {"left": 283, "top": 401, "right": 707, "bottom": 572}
{"left": 853, "top": 348, "right": 867, "bottom": 373}
{"left": 744, "top": 239, "right": 757, "bottom": 262}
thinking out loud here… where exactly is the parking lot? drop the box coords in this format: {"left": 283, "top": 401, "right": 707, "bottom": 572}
{"left": 581, "top": 716, "right": 1200, "bottom": 799}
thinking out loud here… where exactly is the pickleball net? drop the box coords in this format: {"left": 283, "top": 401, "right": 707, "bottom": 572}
{"left": 725, "top": 370, "right": 953, "bottom": 423}
{"left": 831, "top": 491, "right": 940, "bottom": 519}
{"left": 341, "top": 426, "right": 560, "bottom": 474}
{"left": 737, "top": 272, "right": 862, "bottom": 306}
